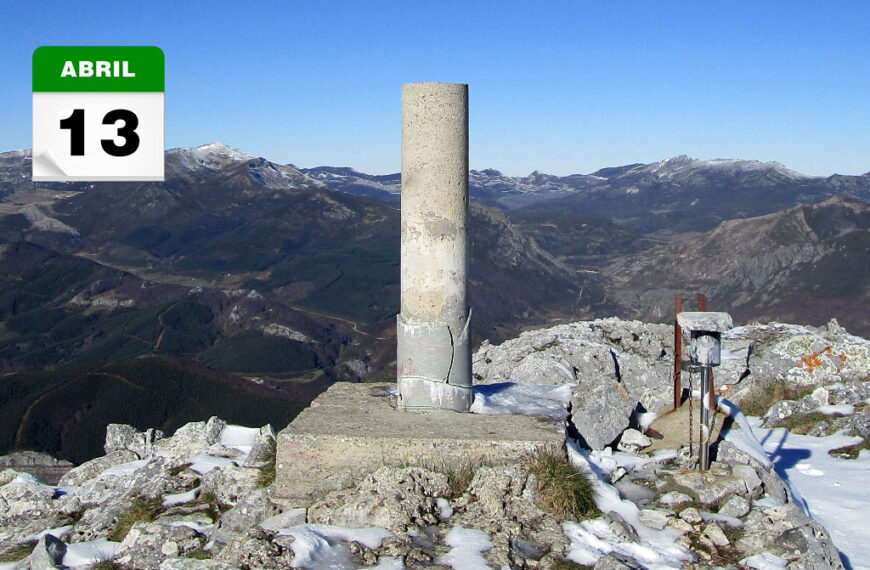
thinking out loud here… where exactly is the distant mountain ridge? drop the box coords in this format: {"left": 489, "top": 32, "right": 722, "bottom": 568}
{"left": 299, "top": 152, "right": 870, "bottom": 233}
{"left": 0, "top": 142, "right": 868, "bottom": 352}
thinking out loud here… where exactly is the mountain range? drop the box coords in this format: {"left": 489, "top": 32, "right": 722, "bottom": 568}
{"left": 0, "top": 143, "right": 867, "bottom": 460}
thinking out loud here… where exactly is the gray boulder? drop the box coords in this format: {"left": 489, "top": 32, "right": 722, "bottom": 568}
{"left": 28, "top": 534, "right": 66, "bottom": 570}
{"left": 572, "top": 381, "right": 636, "bottom": 450}
{"left": 243, "top": 425, "right": 276, "bottom": 467}
{"left": 213, "top": 530, "right": 295, "bottom": 569}
{"left": 200, "top": 464, "right": 261, "bottom": 507}
{"left": 105, "top": 424, "right": 164, "bottom": 458}
{"left": 58, "top": 450, "right": 139, "bottom": 486}
{"left": 211, "top": 488, "right": 273, "bottom": 546}
{"left": 115, "top": 521, "right": 206, "bottom": 570}
{"left": 308, "top": 467, "right": 448, "bottom": 532}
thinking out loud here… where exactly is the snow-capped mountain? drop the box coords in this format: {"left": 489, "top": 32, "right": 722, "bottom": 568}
{"left": 303, "top": 155, "right": 870, "bottom": 231}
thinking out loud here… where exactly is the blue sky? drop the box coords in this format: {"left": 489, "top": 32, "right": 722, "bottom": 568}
{"left": 2, "top": 1, "right": 868, "bottom": 176}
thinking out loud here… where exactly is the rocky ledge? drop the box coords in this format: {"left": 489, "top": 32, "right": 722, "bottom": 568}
{"left": 0, "top": 317, "right": 866, "bottom": 569}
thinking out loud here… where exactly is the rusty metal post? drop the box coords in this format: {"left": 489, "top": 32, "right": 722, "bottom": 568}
{"left": 674, "top": 294, "right": 682, "bottom": 410}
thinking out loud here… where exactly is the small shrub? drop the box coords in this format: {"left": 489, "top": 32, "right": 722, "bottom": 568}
{"left": 525, "top": 446, "right": 598, "bottom": 520}
{"left": 108, "top": 496, "right": 164, "bottom": 542}
{"left": 0, "top": 542, "right": 36, "bottom": 562}
{"left": 774, "top": 411, "right": 834, "bottom": 435}
{"left": 829, "top": 431, "right": 870, "bottom": 460}
{"left": 739, "top": 381, "right": 814, "bottom": 417}
{"left": 405, "top": 456, "right": 489, "bottom": 498}
{"left": 186, "top": 547, "right": 211, "bottom": 559}
{"left": 443, "top": 459, "right": 479, "bottom": 498}
{"left": 196, "top": 490, "right": 228, "bottom": 521}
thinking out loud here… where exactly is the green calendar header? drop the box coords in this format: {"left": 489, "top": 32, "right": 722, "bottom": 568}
{"left": 33, "top": 46, "right": 164, "bottom": 92}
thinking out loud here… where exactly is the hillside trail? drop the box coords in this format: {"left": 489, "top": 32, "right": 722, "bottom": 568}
{"left": 13, "top": 370, "right": 147, "bottom": 449}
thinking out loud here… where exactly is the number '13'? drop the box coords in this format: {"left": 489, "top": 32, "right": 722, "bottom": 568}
{"left": 60, "top": 109, "right": 140, "bottom": 157}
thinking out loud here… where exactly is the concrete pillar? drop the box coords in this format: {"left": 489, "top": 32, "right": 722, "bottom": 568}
{"left": 397, "top": 82, "right": 472, "bottom": 413}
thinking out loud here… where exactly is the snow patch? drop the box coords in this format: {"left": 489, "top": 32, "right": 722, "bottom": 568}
{"left": 437, "top": 526, "right": 494, "bottom": 570}
{"left": 470, "top": 382, "right": 572, "bottom": 419}
{"left": 276, "top": 524, "right": 391, "bottom": 569}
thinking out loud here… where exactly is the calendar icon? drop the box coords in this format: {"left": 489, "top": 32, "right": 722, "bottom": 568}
{"left": 32, "top": 46, "right": 164, "bottom": 182}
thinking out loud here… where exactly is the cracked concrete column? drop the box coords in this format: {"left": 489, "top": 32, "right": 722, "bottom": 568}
{"left": 397, "top": 82, "right": 472, "bottom": 413}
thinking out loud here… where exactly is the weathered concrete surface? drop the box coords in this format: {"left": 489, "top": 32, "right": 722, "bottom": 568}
{"left": 274, "top": 382, "right": 563, "bottom": 504}
{"left": 397, "top": 82, "right": 472, "bottom": 412}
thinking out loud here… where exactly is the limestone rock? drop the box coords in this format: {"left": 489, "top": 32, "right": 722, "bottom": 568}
{"left": 243, "top": 425, "right": 277, "bottom": 467}
{"left": 105, "top": 424, "right": 164, "bottom": 458}
{"left": 773, "top": 522, "right": 844, "bottom": 569}
{"left": 58, "top": 450, "right": 139, "bottom": 486}
{"left": 764, "top": 396, "right": 818, "bottom": 427}
{"left": 200, "top": 464, "right": 261, "bottom": 507}
{"left": 115, "top": 521, "right": 206, "bottom": 569}
{"left": 211, "top": 488, "right": 272, "bottom": 545}
{"left": 160, "top": 559, "right": 241, "bottom": 570}
{"left": 593, "top": 552, "right": 644, "bottom": 569}
{"left": 718, "top": 494, "right": 751, "bottom": 519}
{"left": 616, "top": 429, "right": 652, "bottom": 453}
{"left": 659, "top": 491, "right": 693, "bottom": 507}
{"left": 308, "top": 467, "right": 448, "bottom": 532}
{"left": 702, "top": 522, "right": 730, "bottom": 547}
{"left": 213, "top": 530, "right": 295, "bottom": 569}
{"left": 572, "top": 382, "right": 635, "bottom": 450}
{"left": 474, "top": 318, "right": 674, "bottom": 414}
{"left": 672, "top": 469, "right": 746, "bottom": 506}
{"left": 451, "top": 464, "right": 570, "bottom": 565}
{"left": 0, "top": 473, "right": 57, "bottom": 526}
{"left": 678, "top": 507, "right": 702, "bottom": 524}
{"left": 638, "top": 508, "right": 670, "bottom": 530}
{"left": 28, "top": 534, "right": 66, "bottom": 570}
{"left": 152, "top": 417, "right": 227, "bottom": 462}
{"left": 258, "top": 508, "right": 307, "bottom": 532}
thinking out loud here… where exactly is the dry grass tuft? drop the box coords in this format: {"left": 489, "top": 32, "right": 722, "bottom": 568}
{"left": 525, "top": 446, "right": 598, "bottom": 521}
{"left": 108, "top": 495, "right": 164, "bottom": 542}
{"left": 0, "top": 542, "right": 35, "bottom": 563}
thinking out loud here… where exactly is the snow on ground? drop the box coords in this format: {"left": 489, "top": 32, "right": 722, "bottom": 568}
{"left": 162, "top": 486, "right": 201, "bottom": 507}
{"left": 97, "top": 459, "right": 150, "bottom": 479}
{"left": 190, "top": 423, "right": 261, "bottom": 474}
{"left": 276, "top": 524, "right": 392, "bottom": 569}
{"left": 470, "top": 382, "right": 572, "bottom": 419}
{"left": 565, "top": 440, "right": 690, "bottom": 569}
{"left": 0, "top": 537, "right": 119, "bottom": 570}
{"left": 750, "top": 418, "right": 869, "bottom": 570}
{"left": 436, "top": 526, "right": 494, "bottom": 570}
{"left": 63, "top": 538, "right": 120, "bottom": 567}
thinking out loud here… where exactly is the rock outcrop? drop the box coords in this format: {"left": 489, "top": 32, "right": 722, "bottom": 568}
{"left": 0, "top": 316, "right": 864, "bottom": 569}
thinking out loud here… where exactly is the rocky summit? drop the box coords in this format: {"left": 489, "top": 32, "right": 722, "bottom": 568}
{"left": 0, "top": 316, "right": 868, "bottom": 569}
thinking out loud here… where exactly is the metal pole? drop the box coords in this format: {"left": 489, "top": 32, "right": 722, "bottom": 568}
{"left": 674, "top": 294, "right": 683, "bottom": 410}
{"left": 697, "top": 293, "right": 716, "bottom": 410}
{"left": 699, "top": 366, "right": 711, "bottom": 470}
{"left": 396, "top": 82, "right": 473, "bottom": 413}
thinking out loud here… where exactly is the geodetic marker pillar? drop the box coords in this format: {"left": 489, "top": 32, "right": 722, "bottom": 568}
{"left": 397, "top": 82, "right": 473, "bottom": 413}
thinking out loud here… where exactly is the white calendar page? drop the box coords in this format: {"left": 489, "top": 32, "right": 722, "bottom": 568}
{"left": 32, "top": 46, "right": 165, "bottom": 182}
{"left": 33, "top": 91, "right": 164, "bottom": 181}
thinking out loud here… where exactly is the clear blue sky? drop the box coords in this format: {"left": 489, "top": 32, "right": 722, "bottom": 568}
{"left": 2, "top": 1, "right": 868, "bottom": 176}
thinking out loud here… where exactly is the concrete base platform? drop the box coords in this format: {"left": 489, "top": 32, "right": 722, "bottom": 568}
{"left": 274, "top": 382, "right": 565, "bottom": 504}
{"left": 646, "top": 397, "right": 726, "bottom": 456}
